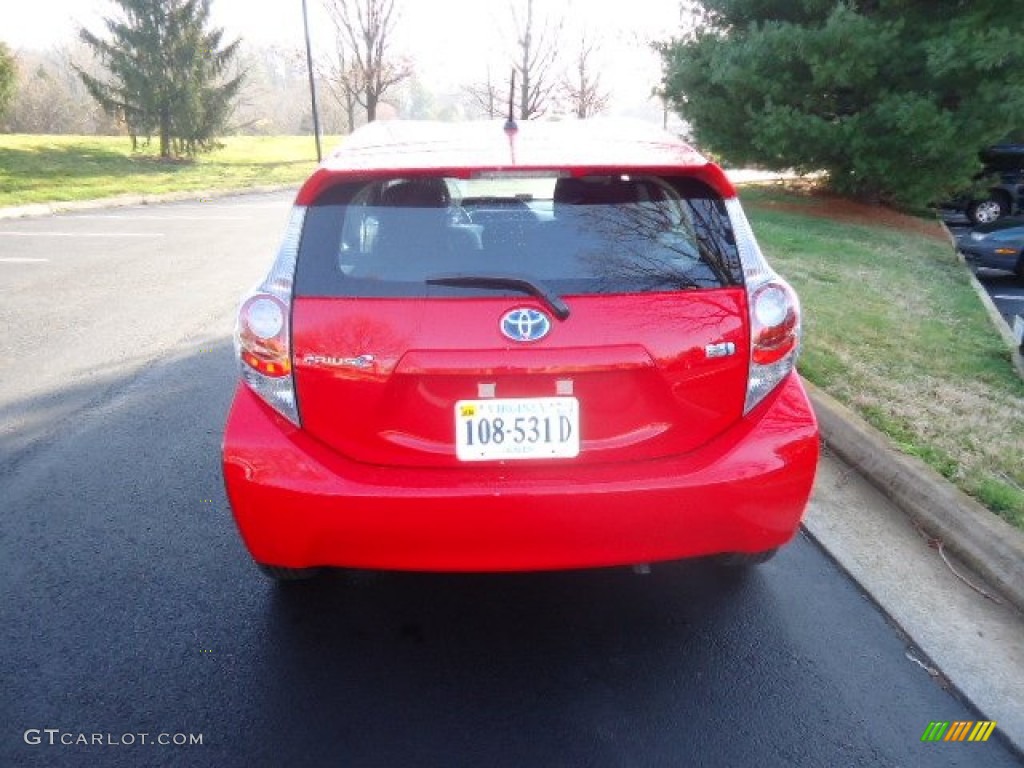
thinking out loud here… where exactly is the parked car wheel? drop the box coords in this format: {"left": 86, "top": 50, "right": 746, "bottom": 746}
{"left": 967, "top": 196, "right": 1009, "bottom": 225}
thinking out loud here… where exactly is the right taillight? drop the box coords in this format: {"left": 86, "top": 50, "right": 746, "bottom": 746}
{"left": 744, "top": 277, "right": 802, "bottom": 413}
{"left": 750, "top": 282, "right": 799, "bottom": 365}
{"left": 745, "top": 276, "right": 798, "bottom": 415}
{"left": 724, "top": 197, "right": 803, "bottom": 414}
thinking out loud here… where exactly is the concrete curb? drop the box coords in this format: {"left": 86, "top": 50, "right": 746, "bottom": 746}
{"left": 0, "top": 183, "right": 298, "bottom": 220}
{"left": 806, "top": 380, "right": 1024, "bottom": 615}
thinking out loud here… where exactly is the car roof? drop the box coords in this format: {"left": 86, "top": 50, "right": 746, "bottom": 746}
{"left": 296, "top": 119, "right": 735, "bottom": 204}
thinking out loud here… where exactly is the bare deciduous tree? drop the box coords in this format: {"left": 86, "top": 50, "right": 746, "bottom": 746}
{"left": 463, "top": 65, "right": 501, "bottom": 119}
{"left": 320, "top": 41, "right": 362, "bottom": 133}
{"left": 232, "top": 44, "right": 324, "bottom": 135}
{"left": 323, "top": 0, "right": 410, "bottom": 123}
{"left": 6, "top": 44, "right": 122, "bottom": 134}
{"left": 561, "top": 32, "right": 609, "bottom": 118}
{"left": 511, "top": 0, "right": 561, "bottom": 119}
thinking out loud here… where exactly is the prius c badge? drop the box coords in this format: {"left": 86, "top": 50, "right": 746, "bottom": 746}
{"left": 302, "top": 353, "right": 375, "bottom": 369}
{"left": 500, "top": 308, "right": 551, "bottom": 342}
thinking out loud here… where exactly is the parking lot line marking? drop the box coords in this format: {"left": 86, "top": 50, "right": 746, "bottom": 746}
{"left": 68, "top": 215, "right": 249, "bottom": 221}
{"left": 0, "top": 257, "right": 49, "bottom": 263}
{"left": 992, "top": 295, "right": 1024, "bottom": 301}
{"left": 186, "top": 202, "right": 287, "bottom": 208}
{"left": 0, "top": 232, "right": 164, "bottom": 237}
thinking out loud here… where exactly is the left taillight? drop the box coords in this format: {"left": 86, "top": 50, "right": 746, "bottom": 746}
{"left": 238, "top": 295, "right": 290, "bottom": 376}
{"left": 234, "top": 206, "right": 306, "bottom": 426}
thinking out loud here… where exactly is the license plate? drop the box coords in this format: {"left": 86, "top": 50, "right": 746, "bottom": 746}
{"left": 455, "top": 397, "right": 580, "bottom": 461}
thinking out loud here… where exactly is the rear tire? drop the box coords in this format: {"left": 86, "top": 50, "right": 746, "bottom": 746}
{"left": 257, "top": 564, "right": 323, "bottom": 581}
{"left": 967, "top": 196, "right": 1009, "bottom": 226}
{"left": 715, "top": 548, "right": 779, "bottom": 567}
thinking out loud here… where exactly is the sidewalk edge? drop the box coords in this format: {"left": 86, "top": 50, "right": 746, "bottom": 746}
{"left": 805, "top": 379, "right": 1024, "bottom": 615}
{"left": 0, "top": 184, "right": 297, "bottom": 220}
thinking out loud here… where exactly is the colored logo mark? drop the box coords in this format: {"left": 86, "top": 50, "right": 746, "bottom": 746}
{"left": 500, "top": 308, "right": 551, "bottom": 342}
{"left": 921, "top": 721, "right": 997, "bottom": 743}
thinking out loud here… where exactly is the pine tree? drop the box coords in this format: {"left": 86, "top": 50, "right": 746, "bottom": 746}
{"left": 77, "top": 0, "right": 243, "bottom": 158}
{"left": 658, "top": 1, "right": 1024, "bottom": 208}
{"left": 0, "top": 42, "right": 15, "bottom": 123}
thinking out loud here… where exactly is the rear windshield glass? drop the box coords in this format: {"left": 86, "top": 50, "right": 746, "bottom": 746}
{"left": 294, "top": 174, "right": 743, "bottom": 298}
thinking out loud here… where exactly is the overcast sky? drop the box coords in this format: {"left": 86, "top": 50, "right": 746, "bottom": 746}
{"left": 0, "top": 1, "right": 687, "bottom": 113}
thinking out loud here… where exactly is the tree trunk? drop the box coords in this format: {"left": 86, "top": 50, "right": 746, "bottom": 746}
{"left": 519, "top": 0, "right": 532, "bottom": 120}
{"left": 160, "top": 108, "right": 171, "bottom": 158}
{"left": 366, "top": 88, "right": 376, "bottom": 122}
{"left": 520, "top": 0, "right": 536, "bottom": 120}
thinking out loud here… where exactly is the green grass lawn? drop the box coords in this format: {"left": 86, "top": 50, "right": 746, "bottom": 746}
{"left": 741, "top": 185, "right": 1024, "bottom": 529}
{"left": 0, "top": 134, "right": 338, "bottom": 207}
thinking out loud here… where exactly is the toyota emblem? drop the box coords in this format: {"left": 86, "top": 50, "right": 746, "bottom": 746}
{"left": 500, "top": 308, "right": 551, "bottom": 342}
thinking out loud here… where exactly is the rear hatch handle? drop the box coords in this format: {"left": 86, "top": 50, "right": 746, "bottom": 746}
{"left": 425, "top": 272, "right": 571, "bottom": 320}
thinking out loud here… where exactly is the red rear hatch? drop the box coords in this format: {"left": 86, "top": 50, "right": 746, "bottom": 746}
{"left": 292, "top": 291, "right": 748, "bottom": 468}
{"left": 290, "top": 171, "right": 751, "bottom": 468}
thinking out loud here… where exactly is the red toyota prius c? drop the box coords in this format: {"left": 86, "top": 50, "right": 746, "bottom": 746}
{"left": 221, "top": 118, "right": 819, "bottom": 581}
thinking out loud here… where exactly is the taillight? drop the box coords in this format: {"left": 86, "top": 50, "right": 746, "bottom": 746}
{"left": 744, "top": 277, "right": 802, "bottom": 412}
{"left": 239, "top": 295, "right": 291, "bottom": 376}
{"left": 725, "top": 198, "right": 803, "bottom": 413}
{"left": 750, "top": 282, "right": 799, "bottom": 365}
{"left": 234, "top": 206, "right": 305, "bottom": 426}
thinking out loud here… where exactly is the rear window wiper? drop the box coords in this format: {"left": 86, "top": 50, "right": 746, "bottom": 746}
{"left": 425, "top": 272, "right": 571, "bottom": 320}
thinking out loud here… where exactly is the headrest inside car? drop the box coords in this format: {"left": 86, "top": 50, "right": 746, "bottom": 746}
{"left": 381, "top": 178, "right": 450, "bottom": 208}
{"left": 553, "top": 176, "right": 644, "bottom": 207}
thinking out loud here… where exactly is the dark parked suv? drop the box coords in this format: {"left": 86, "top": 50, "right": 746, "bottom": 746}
{"left": 946, "top": 144, "right": 1024, "bottom": 225}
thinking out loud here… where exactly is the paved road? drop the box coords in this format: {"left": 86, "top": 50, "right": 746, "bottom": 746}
{"left": 2, "top": 194, "right": 1020, "bottom": 767}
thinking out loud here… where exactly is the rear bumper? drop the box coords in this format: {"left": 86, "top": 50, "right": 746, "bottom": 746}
{"left": 222, "top": 374, "right": 819, "bottom": 571}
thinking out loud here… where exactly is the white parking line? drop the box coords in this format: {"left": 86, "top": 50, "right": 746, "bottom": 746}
{"left": 0, "top": 232, "right": 164, "bottom": 237}
{"left": 190, "top": 202, "right": 290, "bottom": 208}
{"left": 68, "top": 215, "right": 249, "bottom": 221}
{"left": 0, "top": 257, "right": 49, "bottom": 263}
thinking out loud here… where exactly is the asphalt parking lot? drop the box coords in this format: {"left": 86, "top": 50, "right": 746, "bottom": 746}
{"left": 976, "top": 269, "right": 1024, "bottom": 329}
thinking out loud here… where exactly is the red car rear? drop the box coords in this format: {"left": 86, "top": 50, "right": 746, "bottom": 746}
{"left": 222, "top": 119, "right": 818, "bottom": 579}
